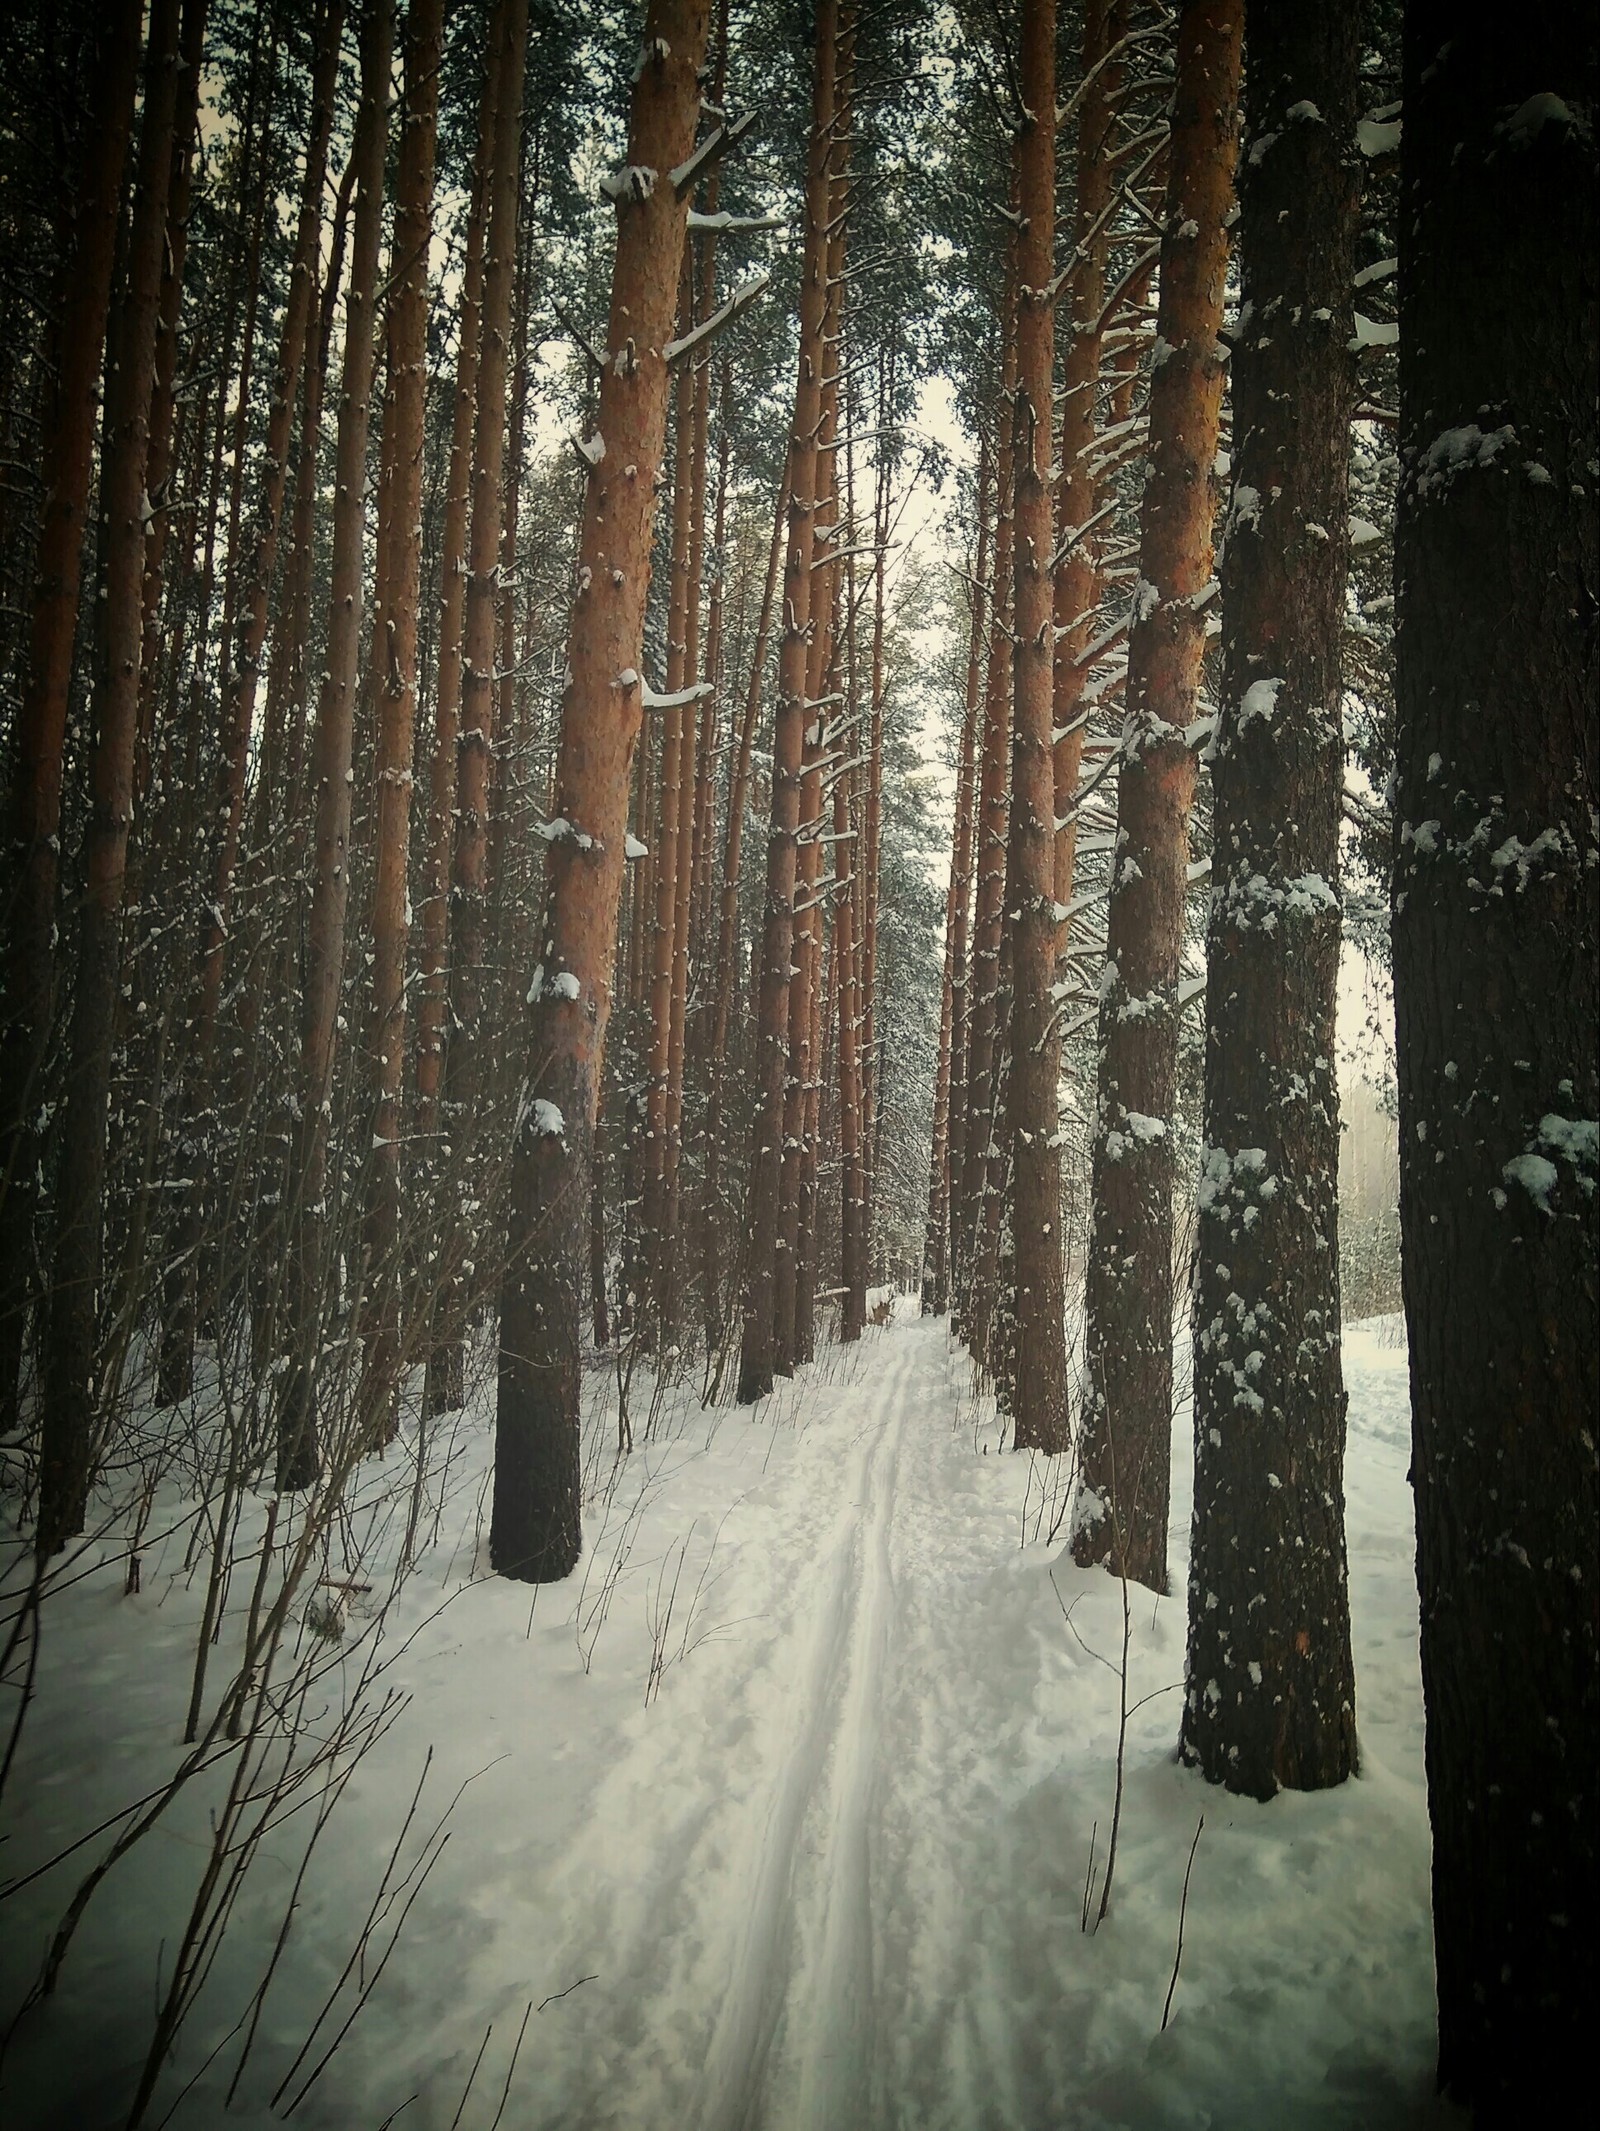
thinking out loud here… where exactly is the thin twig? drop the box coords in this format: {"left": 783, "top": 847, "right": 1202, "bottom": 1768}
{"left": 537, "top": 1973, "right": 597, "bottom": 2013}
{"left": 1161, "top": 1816, "right": 1205, "bottom": 2029}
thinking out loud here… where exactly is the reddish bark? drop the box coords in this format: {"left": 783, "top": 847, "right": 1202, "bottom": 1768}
{"left": 0, "top": 0, "right": 142, "bottom": 1440}
{"left": 413, "top": 37, "right": 501, "bottom": 1145}
{"left": 955, "top": 249, "right": 1018, "bottom": 1351}
{"left": 1005, "top": 0, "right": 1069, "bottom": 1455}
{"left": 922, "top": 451, "right": 989, "bottom": 1316}
{"left": 700, "top": 468, "right": 787, "bottom": 1358}
{"left": 158, "top": 0, "right": 345, "bottom": 1405}
{"left": 736, "top": 0, "right": 840, "bottom": 1404}
{"left": 1074, "top": 0, "right": 1243, "bottom": 1590}
{"left": 277, "top": 0, "right": 395, "bottom": 1489}
{"left": 432, "top": 0, "right": 529, "bottom": 1410}
{"left": 37, "top": 0, "right": 184, "bottom": 1554}
{"left": 363, "top": 0, "right": 445, "bottom": 1441}
{"left": 493, "top": 0, "right": 711, "bottom": 1580}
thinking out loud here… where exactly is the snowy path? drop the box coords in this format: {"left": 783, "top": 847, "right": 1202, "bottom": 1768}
{"left": 2, "top": 1312, "right": 1455, "bottom": 2130}
{"left": 418, "top": 1314, "right": 1445, "bottom": 2131}
{"left": 691, "top": 1335, "right": 907, "bottom": 2131}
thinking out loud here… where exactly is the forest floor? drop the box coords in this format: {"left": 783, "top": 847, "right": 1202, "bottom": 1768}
{"left": 2, "top": 1307, "right": 1465, "bottom": 2131}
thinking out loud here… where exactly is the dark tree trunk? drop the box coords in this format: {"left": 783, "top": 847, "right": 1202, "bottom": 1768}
{"left": 37, "top": 0, "right": 183, "bottom": 1556}
{"left": 276, "top": 0, "right": 394, "bottom": 1491}
{"left": 736, "top": 0, "right": 838, "bottom": 1404}
{"left": 413, "top": 37, "right": 500, "bottom": 1148}
{"left": 0, "top": 0, "right": 142, "bottom": 1443}
{"left": 362, "top": 0, "right": 444, "bottom": 1442}
{"left": 1073, "top": 0, "right": 1242, "bottom": 1592}
{"left": 493, "top": 0, "right": 710, "bottom": 1581}
{"left": 1391, "top": 9, "right": 1598, "bottom": 2109}
{"left": 954, "top": 275, "right": 1017, "bottom": 1344}
{"left": 1005, "top": 0, "right": 1068, "bottom": 1456}
{"left": 922, "top": 473, "right": 985, "bottom": 1318}
{"left": 701, "top": 468, "right": 786, "bottom": 1360}
{"left": 1180, "top": 0, "right": 1359, "bottom": 1800}
{"left": 159, "top": 0, "right": 344, "bottom": 1407}
{"left": 434, "top": 0, "right": 528, "bottom": 1409}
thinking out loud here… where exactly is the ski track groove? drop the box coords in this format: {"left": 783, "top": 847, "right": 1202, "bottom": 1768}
{"left": 690, "top": 1336, "right": 912, "bottom": 2131}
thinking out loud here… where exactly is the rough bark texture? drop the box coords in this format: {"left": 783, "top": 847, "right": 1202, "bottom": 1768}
{"left": 434, "top": 0, "right": 528, "bottom": 1405}
{"left": 1180, "top": 0, "right": 1359, "bottom": 1799}
{"left": 641, "top": 273, "right": 697, "bottom": 1346}
{"left": 1051, "top": 0, "right": 1117, "bottom": 972}
{"left": 133, "top": 0, "right": 209, "bottom": 813}
{"left": 858, "top": 353, "right": 889, "bottom": 1275}
{"left": 778, "top": 183, "right": 844, "bottom": 1371}
{"left": 955, "top": 281, "right": 1017, "bottom": 1344}
{"left": 736, "top": 0, "right": 838, "bottom": 1404}
{"left": 363, "top": 0, "right": 443, "bottom": 1439}
{"left": 922, "top": 461, "right": 987, "bottom": 1317}
{"left": 1391, "top": 9, "right": 1598, "bottom": 2109}
{"left": 1074, "top": 0, "right": 1241, "bottom": 1592}
{"left": 277, "top": 0, "right": 393, "bottom": 1491}
{"left": 0, "top": 0, "right": 142, "bottom": 1442}
{"left": 1005, "top": 0, "right": 1068, "bottom": 1457}
{"left": 413, "top": 43, "right": 499, "bottom": 1145}
{"left": 493, "top": 0, "right": 710, "bottom": 1580}
{"left": 159, "top": 0, "right": 344, "bottom": 1406}
{"left": 701, "top": 468, "right": 785, "bottom": 1358}
{"left": 37, "top": 0, "right": 183, "bottom": 1556}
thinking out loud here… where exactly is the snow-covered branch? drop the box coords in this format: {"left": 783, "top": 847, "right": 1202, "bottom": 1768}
{"left": 663, "top": 272, "right": 769, "bottom": 367}
{"left": 670, "top": 109, "right": 756, "bottom": 196}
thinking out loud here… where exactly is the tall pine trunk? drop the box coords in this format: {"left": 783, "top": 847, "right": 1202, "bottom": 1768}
{"left": 0, "top": 0, "right": 142, "bottom": 1442}
{"left": 1073, "top": 0, "right": 1241, "bottom": 1591}
{"left": 493, "top": 0, "right": 711, "bottom": 1580}
{"left": 1005, "top": 0, "right": 1068, "bottom": 1456}
{"left": 37, "top": 0, "right": 183, "bottom": 1555}
{"left": 1391, "top": 10, "right": 1597, "bottom": 2108}
{"left": 1180, "top": 0, "right": 1359, "bottom": 1799}
{"left": 276, "top": 0, "right": 394, "bottom": 1491}
{"left": 433, "top": 0, "right": 528, "bottom": 1410}
{"left": 363, "top": 0, "right": 444, "bottom": 1441}
{"left": 159, "top": 0, "right": 344, "bottom": 1406}
{"left": 922, "top": 457, "right": 987, "bottom": 1315}
{"left": 641, "top": 273, "right": 697, "bottom": 1349}
{"left": 413, "top": 44, "right": 500, "bottom": 1148}
{"left": 1050, "top": 0, "right": 1117, "bottom": 1035}
{"left": 956, "top": 270, "right": 1017, "bottom": 1355}
{"left": 737, "top": 0, "right": 839, "bottom": 1404}
{"left": 701, "top": 469, "right": 786, "bottom": 1360}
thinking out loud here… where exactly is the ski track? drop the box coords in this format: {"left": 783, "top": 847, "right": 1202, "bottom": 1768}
{"left": 531, "top": 1331, "right": 918, "bottom": 2131}
{"left": 0, "top": 1312, "right": 1445, "bottom": 2131}
{"left": 693, "top": 1340, "right": 907, "bottom": 2131}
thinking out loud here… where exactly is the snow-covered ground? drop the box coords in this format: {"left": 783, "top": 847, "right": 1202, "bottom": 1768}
{"left": 2, "top": 1310, "right": 1462, "bottom": 2129}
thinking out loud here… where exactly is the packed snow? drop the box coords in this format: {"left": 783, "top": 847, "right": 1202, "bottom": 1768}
{"left": 1, "top": 1313, "right": 1461, "bottom": 2129}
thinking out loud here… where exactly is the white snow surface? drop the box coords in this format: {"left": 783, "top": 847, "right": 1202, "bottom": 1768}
{"left": 0, "top": 1314, "right": 1458, "bottom": 2130}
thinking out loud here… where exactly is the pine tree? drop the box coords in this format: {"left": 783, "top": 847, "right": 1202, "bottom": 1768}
{"left": 737, "top": 0, "right": 840, "bottom": 1404}
{"left": 493, "top": 0, "right": 714, "bottom": 1580}
{"left": 0, "top": 0, "right": 142, "bottom": 1444}
{"left": 276, "top": 0, "right": 394, "bottom": 1491}
{"left": 1180, "top": 0, "right": 1359, "bottom": 1800}
{"left": 434, "top": 0, "right": 530, "bottom": 1412}
{"left": 37, "top": 0, "right": 184, "bottom": 1555}
{"left": 1073, "top": 0, "right": 1242, "bottom": 1592}
{"left": 363, "top": 0, "right": 444, "bottom": 1441}
{"left": 1004, "top": 0, "right": 1068, "bottom": 1455}
{"left": 159, "top": 0, "right": 346, "bottom": 1407}
{"left": 1391, "top": 5, "right": 1597, "bottom": 2106}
